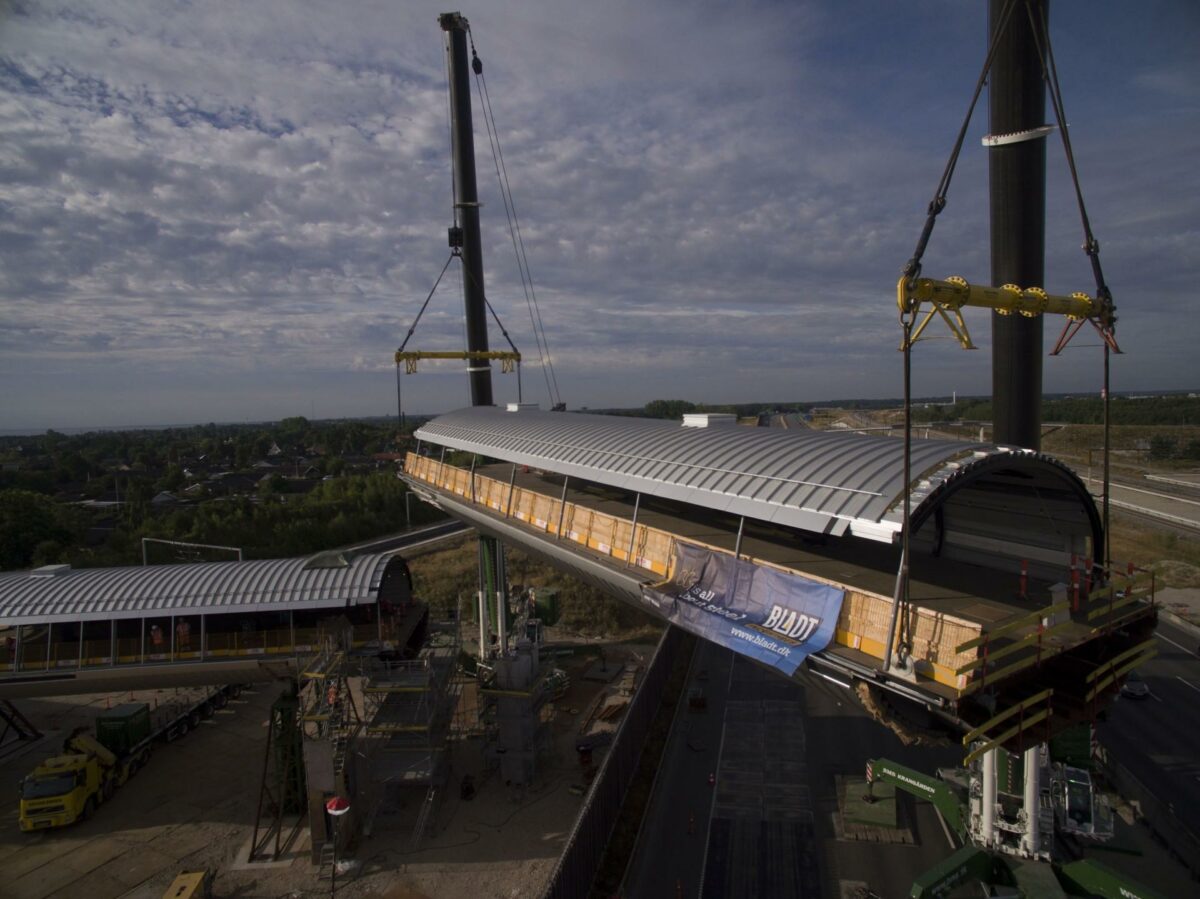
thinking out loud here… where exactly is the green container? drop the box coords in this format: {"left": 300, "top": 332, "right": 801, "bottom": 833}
{"left": 95, "top": 702, "right": 151, "bottom": 756}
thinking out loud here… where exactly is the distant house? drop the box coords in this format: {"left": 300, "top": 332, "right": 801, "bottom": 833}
{"left": 267, "top": 442, "right": 283, "bottom": 457}
{"left": 252, "top": 460, "right": 276, "bottom": 470}
{"left": 206, "top": 473, "right": 258, "bottom": 495}
{"left": 151, "top": 491, "right": 179, "bottom": 506}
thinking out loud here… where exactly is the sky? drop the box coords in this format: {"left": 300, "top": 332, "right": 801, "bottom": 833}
{"left": 1, "top": 1, "right": 1197, "bottom": 431}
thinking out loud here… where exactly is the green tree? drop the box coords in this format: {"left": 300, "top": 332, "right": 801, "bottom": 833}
{"left": 0, "top": 490, "right": 83, "bottom": 570}
{"left": 643, "top": 399, "right": 697, "bottom": 420}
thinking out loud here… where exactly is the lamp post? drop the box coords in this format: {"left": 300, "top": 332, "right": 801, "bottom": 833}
{"left": 325, "top": 795, "right": 350, "bottom": 897}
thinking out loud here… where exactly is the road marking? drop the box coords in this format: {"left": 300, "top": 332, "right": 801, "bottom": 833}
{"left": 1176, "top": 676, "right": 1200, "bottom": 694}
{"left": 1157, "top": 633, "right": 1199, "bottom": 658}
{"left": 1151, "top": 692, "right": 1163, "bottom": 702}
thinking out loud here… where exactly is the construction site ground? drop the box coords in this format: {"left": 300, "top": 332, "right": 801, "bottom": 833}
{"left": 0, "top": 638, "right": 654, "bottom": 899}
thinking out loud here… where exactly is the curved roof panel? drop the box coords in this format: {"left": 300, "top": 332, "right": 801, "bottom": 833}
{"left": 415, "top": 406, "right": 1094, "bottom": 544}
{"left": 0, "top": 552, "right": 395, "bottom": 626}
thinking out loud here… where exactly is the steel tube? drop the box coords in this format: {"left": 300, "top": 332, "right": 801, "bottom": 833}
{"left": 989, "top": 0, "right": 1049, "bottom": 450}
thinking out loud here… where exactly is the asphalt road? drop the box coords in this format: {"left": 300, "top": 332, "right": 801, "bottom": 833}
{"left": 623, "top": 644, "right": 962, "bottom": 899}
{"left": 1082, "top": 475, "right": 1200, "bottom": 532}
{"left": 623, "top": 639, "right": 733, "bottom": 898}
{"left": 1099, "top": 617, "right": 1200, "bottom": 839}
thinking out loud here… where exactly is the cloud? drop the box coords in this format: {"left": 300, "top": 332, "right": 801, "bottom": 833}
{"left": 0, "top": 1, "right": 1196, "bottom": 429}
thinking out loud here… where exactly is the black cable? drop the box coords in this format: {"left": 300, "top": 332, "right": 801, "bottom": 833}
{"left": 397, "top": 255, "right": 455, "bottom": 354}
{"left": 1024, "top": 1, "right": 1113, "bottom": 329}
{"left": 481, "top": 68, "right": 563, "bottom": 405}
{"left": 476, "top": 67, "right": 557, "bottom": 406}
{"left": 903, "top": 0, "right": 1020, "bottom": 282}
{"left": 468, "top": 32, "right": 563, "bottom": 408}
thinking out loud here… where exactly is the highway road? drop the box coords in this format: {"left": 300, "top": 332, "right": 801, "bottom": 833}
{"left": 1082, "top": 475, "right": 1200, "bottom": 533}
{"left": 622, "top": 642, "right": 962, "bottom": 899}
{"left": 1098, "top": 616, "right": 1200, "bottom": 839}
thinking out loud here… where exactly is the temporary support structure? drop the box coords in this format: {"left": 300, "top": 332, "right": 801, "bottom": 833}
{"left": 299, "top": 636, "right": 362, "bottom": 869}
{"left": 248, "top": 683, "right": 307, "bottom": 862}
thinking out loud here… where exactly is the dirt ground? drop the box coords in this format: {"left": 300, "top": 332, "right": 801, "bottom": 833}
{"left": 0, "top": 640, "right": 651, "bottom": 899}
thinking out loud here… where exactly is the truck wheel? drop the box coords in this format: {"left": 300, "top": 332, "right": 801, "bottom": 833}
{"left": 212, "top": 693, "right": 227, "bottom": 710}
{"left": 102, "top": 779, "right": 114, "bottom": 801}
{"left": 188, "top": 710, "right": 201, "bottom": 729}
{"left": 83, "top": 796, "right": 96, "bottom": 821}
{"left": 229, "top": 685, "right": 242, "bottom": 699}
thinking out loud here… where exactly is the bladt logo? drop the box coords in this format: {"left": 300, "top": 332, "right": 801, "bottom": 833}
{"left": 752, "top": 604, "right": 821, "bottom": 645}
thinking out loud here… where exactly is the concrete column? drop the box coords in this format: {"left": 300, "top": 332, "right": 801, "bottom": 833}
{"left": 981, "top": 749, "right": 997, "bottom": 848}
{"left": 1022, "top": 745, "right": 1041, "bottom": 856}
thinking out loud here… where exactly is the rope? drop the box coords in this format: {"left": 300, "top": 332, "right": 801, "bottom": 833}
{"left": 1023, "top": 1, "right": 1114, "bottom": 331}
{"left": 1023, "top": 1, "right": 1117, "bottom": 562}
{"left": 469, "top": 30, "right": 563, "bottom": 409}
{"left": 902, "top": 0, "right": 1021, "bottom": 284}
{"left": 397, "top": 255, "right": 455, "bottom": 354}
{"left": 892, "top": 0, "right": 1021, "bottom": 670}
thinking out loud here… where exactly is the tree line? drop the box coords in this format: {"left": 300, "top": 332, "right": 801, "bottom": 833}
{"left": 0, "top": 417, "right": 442, "bottom": 571}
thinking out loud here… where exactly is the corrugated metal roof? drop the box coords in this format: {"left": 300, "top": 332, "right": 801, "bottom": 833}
{"left": 0, "top": 552, "right": 393, "bottom": 627}
{"left": 414, "top": 406, "right": 1079, "bottom": 542}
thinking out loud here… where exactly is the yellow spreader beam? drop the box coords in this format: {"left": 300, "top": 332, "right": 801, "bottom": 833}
{"left": 395, "top": 349, "right": 520, "bottom": 374}
{"left": 898, "top": 275, "right": 1109, "bottom": 350}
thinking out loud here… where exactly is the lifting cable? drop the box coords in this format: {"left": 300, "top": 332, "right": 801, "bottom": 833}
{"left": 395, "top": 255, "right": 455, "bottom": 428}
{"left": 889, "top": 0, "right": 1122, "bottom": 671}
{"left": 1023, "top": 0, "right": 1119, "bottom": 565}
{"left": 394, "top": 255, "right": 526, "bottom": 425}
{"left": 889, "top": 0, "right": 1024, "bottom": 672}
{"left": 468, "top": 29, "right": 563, "bottom": 410}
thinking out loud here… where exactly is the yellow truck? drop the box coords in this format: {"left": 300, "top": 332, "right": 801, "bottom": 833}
{"left": 18, "top": 685, "right": 238, "bottom": 831}
{"left": 19, "top": 702, "right": 152, "bottom": 831}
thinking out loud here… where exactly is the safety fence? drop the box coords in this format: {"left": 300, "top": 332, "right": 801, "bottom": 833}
{"left": 541, "top": 625, "right": 688, "bottom": 899}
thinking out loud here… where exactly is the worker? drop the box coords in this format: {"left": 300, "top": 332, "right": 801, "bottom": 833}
{"left": 150, "top": 624, "right": 164, "bottom": 650}
{"left": 176, "top": 619, "right": 191, "bottom": 651}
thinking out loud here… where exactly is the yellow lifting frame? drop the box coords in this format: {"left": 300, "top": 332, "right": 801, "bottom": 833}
{"left": 897, "top": 275, "right": 1103, "bottom": 350}
{"left": 395, "top": 349, "right": 521, "bottom": 375}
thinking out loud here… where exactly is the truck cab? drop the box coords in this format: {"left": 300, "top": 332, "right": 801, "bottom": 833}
{"left": 19, "top": 750, "right": 108, "bottom": 831}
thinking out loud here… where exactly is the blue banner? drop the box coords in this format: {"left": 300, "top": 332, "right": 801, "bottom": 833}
{"left": 641, "top": 543, "right": 844, "bottom": 676}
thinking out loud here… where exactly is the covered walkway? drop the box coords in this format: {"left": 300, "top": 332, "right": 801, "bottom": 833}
{"left": 0, "top": 551, "right": 421, "bottom": 697}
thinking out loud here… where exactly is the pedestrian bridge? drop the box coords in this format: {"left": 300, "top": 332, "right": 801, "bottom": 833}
{"left": 0, "top": 551, "right": 423, "bottom": 698}
{"left": 403, "top": 405, "right": 1158, "bottom": 752}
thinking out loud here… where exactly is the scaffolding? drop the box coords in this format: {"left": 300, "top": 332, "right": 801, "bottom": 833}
{"left": 480, "top": 634, "right": 557, "bottom": 789}
{"left": 357, "top": 615, "right": 462, "bottom": 848}
{"left": 299, "top": 630, "right": 362, "bottom": 869}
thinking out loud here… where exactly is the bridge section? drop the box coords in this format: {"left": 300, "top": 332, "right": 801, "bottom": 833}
{"left": 405, "top": 405, "right": 1157, "bottom": 752}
